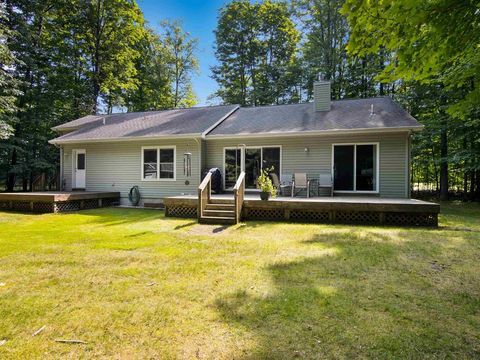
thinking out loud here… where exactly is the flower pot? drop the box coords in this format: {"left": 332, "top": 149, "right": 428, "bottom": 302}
{"left": 260, "top": 191, "right": 270, "bottom": 201}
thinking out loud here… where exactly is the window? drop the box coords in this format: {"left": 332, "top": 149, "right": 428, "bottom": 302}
{"left": 142, "top": 146, "right": 176, "bottom": 180}
{"left": 262, "top": 147, "right": 281, "bottom": 181}
{"left": 77, "top": 153, "right": 86, "bottom": 170}
{"left": 224, "top": 148, "right": 241, "bottom": 189}
{"left": 159, "top": 148, "right": 174, "bottom": 179}
{"left": 224, "top": 146, "right": 281, "bottom": 189}
{"left": 333, "top": 143, "right": 378, "bottom": 192}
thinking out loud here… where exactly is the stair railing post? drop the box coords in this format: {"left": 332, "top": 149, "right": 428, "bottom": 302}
{"left": 198, "top": 172, "right": 212, "bottom": 220}
{"left": 233, "top": 171, "right": 245, "bottom": 224}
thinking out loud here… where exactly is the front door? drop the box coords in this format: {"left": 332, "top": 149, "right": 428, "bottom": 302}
{"left": 73, "top": 149, "right": 86, "bottom": 189}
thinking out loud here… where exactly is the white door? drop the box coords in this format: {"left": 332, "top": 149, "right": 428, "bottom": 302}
{"left": 73, "top": 149, "right": 86, "bottom": 189}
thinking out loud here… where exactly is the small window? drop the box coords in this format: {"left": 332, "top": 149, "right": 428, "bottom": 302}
{"left": 77, "top": 153, "right": 85, "bottom": 170}
{"left": 143, "top": 149, "right": 158, "bottom": 179}
{"left": 159, "top": 149, "right": 174, "bottom": 179}
{"left": 142, "top": 147, "right": 175, "bottom": 180}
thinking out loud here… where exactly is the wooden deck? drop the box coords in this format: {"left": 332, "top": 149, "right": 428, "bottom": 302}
{"left": 164, "top": 194, "right": 440, "bottom": 226}
{"left": 0, "top": 191, "right": 120, "bottom": 213}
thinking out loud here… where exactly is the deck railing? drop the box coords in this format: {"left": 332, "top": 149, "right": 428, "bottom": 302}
{"left": 233, "top": 171, "right": 245, "bottom": 223}
{"left": 198, "top": 172, "right": 212, "bottom": 219}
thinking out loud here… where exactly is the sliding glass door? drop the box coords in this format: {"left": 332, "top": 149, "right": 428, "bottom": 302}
{"left": 224, "top": 148, "right": 241, "bottom": 189}
{"left": 224, "top": 146, "right": 281, "bottom": 190}
{"left": 333, "top": 144, "right": 378, "bottom": 192}
{"left": 245, "top": 148, "right": 261, "bottom": 188}
{"left": 333, "top": 145, "right": 355, "bottom": 191}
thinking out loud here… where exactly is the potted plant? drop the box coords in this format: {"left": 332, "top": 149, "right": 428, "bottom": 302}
{"left": 257, "top": 168, "right": 277, "bottom": 200}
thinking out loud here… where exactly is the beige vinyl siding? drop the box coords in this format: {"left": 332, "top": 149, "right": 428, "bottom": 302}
{"left": 205, "top": 132, "right": 409, "bottom": 198}
{"left": 62, "top": 138, "right": 201, "bottom": 202}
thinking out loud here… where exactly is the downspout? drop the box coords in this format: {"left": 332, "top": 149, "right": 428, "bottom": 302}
{"left": 193, "top": 137, "right": 202, "bottom": 185}
{"left": 53, "top": 143, "right": 64, "bottom": 191}
{"left": 407, "top": 131, "right": 412, "bottom": 198}
{"left": 60, "top": 145, "right": 64, "bottom": 191}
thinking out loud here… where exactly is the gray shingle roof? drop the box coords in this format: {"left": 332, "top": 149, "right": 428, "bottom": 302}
{"left": 208, "top": 97, "right": 421, "bottom": 136}
{"left": 50, "top": 105, "right": 239, "bottom": 143}
{"left": 50, "top": 97, "right": 421, "bottom": 144}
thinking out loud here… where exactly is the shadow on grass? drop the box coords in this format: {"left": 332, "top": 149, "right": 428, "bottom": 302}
{"left": 73, "top": 207, "right": 164, "bottom": 227}
{"left": 214, "top": 230, "right": 479, "bottom": 358}
{"left": 174, "top": 221, "right": 197, "bottom": 230}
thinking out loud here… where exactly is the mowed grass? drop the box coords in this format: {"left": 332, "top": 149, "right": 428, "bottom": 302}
{"left": 0, "top": 203, "right": 479, "bottom": 359}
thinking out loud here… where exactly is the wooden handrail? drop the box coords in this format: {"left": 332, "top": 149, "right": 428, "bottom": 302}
{"left": 198, "top": 172, "right": 212, "bottom": 219}
{"left": 233, "top": 171, "right": 245, "bottom": 224}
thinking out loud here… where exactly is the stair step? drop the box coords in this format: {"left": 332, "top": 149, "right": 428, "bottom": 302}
{"left": 203, "top": 209, "right": 235, "bottom": 218}
{"left": 208, "top": 199, "right": 234, "bottom": 205}
{"left": 205, "top": 203, "right": 235, "bottom": 211}
{"left": 199, "top": 216, "right": 236, "bottom": 225}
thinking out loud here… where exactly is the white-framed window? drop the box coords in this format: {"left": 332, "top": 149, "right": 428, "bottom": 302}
{"left": 141, "top": 146, "right": 176, "bottom": 181}
{"left": 223, "top": 145, "right": 282, "bottom": 190}
{"left": 332, "top": 143, "right": 379, "bottom": 193}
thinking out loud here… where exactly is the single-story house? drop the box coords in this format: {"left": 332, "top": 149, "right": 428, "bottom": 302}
{"left": 49, "top": 79, "right": 423, "bottom": 207}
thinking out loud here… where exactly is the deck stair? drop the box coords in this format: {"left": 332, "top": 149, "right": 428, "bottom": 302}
{"left": 198, "top": 172, "right": 245, "bottom": 225}
{"left": 200, "top": 199, "right": 236, "bottom": 224}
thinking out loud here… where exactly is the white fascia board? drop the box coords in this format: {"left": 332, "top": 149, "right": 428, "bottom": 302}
{"left": 205, "top": 126, "right": 424, "bottom": 140}
{"left": 49, "top": 133, "right": 201, "bottom": 145}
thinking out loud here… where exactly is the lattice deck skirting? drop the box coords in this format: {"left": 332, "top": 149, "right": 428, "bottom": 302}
{"left": 166, "top": 205, "right": 198, "bottom": 218}
{"left": 164, "top": 204, "right": 438, "bottom": 227}
{"left": 0, "top": 198, "right": 119, "bottom": 214}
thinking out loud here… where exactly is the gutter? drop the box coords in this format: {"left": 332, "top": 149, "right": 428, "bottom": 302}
{"left": 205, "top": 125, "right": 424, "bottom": 140}
{"left": 49, "top": 133, "right": 202, "bottom": 145}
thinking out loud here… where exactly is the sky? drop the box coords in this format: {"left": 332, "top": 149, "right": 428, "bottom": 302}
{"left": 138, "top": 0, "right": 228, "bottom": 106}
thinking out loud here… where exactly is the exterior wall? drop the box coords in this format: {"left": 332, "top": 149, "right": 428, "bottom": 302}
{"left": 62, "top": 138, "right": 201, "bottom": 205}
{"left": 59, "top": 131, "right": 410, "bottom": 203}
{"left": 205, "top": 132, "right": 410, "bottom": 198}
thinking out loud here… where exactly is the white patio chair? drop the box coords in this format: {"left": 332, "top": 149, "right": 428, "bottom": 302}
{"left": 291, "top": 173, "right": 311, "bottom": 198}
{"left": 318, "top": 173, "right": 333, "bottom": 197}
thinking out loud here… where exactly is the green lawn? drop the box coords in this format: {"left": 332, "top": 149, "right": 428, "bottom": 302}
{"left": 0, "top": 203, "right": 479, "bottom": 359}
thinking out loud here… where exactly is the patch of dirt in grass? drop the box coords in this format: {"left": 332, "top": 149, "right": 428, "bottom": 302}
{"left": 187, "top": 224, "right": 231, "bottom": 236}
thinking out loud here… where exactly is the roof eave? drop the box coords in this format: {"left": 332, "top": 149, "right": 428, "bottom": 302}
{"left": 49, "top": 133, "right": 202, "bottom": 145}
{"left": 206, "top": 125, "right": 424, "bottom": 139}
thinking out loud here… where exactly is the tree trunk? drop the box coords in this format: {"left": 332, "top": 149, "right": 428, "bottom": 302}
{"left": 476, "top": 170, "right": 480, "bottom": 201}
{"left": 470, "top": 170, "right": 476, "bottom": 200}
{"left": 6, "top": 148, "right": 17, "bottom": 191}
{"left": 439, "top": 126, "right": 449, "bottom": 201}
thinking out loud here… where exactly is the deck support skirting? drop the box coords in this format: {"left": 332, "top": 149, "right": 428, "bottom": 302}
{"left": 164, "top": 196, "right": 439, "bottom": 227}
{"left": 0, "top": 192, "right": 120, "bottom": 214}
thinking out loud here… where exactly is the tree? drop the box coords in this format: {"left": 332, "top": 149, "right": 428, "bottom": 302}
{"left": 77, "top": 0, "right": 146, "bottom": 113}
{"left": 0, "top": 0, "right": 148, "bottom": 191}
{"left": 125, "top": 27, "right": 173, "bottom": 111}
{"left": 160, "top": 19, "right": 198, "bottom": 108}
{"left": 341, "top": 0, "right": 479, "bottom": 117}
{"left": 0, "top": 3, "right": 21, "bottom": 139}
{"left": 296, "top": 0, "right": 348, "bottom": 99}
{"left": 212, "top": 0, "right": 299, "bottom": 106}
{"left": 342, "top": 0, "right": 480, "bottom": 200}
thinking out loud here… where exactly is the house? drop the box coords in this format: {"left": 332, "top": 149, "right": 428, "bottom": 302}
{"left": 49, "top": 78, "right": 422, "bottom": 209}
